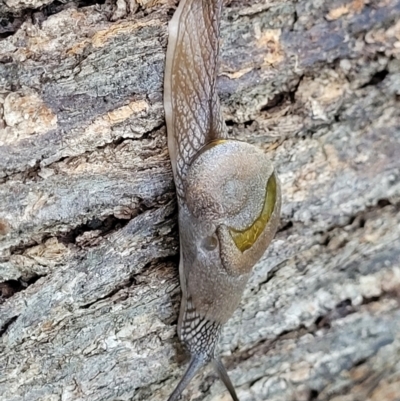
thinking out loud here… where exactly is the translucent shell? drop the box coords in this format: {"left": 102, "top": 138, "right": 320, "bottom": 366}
{"left": 229, "top": 172, "right": 277, "bottom": 252}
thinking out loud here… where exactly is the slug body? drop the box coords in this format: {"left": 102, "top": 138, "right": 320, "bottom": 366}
{"left": 164, "top": 1, "right": 281, "bottom": 400}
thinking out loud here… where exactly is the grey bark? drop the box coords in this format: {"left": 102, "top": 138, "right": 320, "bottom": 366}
{"left": 0, "top": 0, "right": 400, "bottom": 401}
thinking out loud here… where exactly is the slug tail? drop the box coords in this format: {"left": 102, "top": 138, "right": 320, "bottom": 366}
{"left": 213, "top": 358, "right": 240, "bottom": 401}
{"left": 167, "top": 354, "right": 207, "bottom": 401}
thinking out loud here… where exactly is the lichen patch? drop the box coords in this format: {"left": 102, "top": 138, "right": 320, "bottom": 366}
{"left": 326, "top": 0, "right": 366, "bottom": 21}
{"left": 91, "top": 19, "right": 161, "bottom": 48}
{"left": 220, "top": 66, "right": 254, "bottom": 80}
{"left": 0, "top": 92, "right": 57, "bottom": 146}
{"left": 107, "top": 101, "right": 148, "bottom": 124}
{"left": 255, "top": 28, "right": 284, "bottom": 66}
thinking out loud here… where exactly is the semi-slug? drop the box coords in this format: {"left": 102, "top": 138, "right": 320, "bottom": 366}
{"left": 164, "top": 0, "right": 281, "bottom": 400}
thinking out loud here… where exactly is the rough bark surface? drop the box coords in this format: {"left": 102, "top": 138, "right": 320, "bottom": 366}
{"left": 0, "top": 0, "right": 400, "bottom": 400}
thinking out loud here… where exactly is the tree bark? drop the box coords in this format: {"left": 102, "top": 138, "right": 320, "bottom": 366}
{"left": 1, "top": 0, "right": 400, "bottom": 400}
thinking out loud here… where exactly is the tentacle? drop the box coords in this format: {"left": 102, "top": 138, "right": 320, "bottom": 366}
{"left": 167, "top": 354, "right": 207, "bottom": 401}
{"left": 213, "top": 358, "right": 240, "bottom": 401}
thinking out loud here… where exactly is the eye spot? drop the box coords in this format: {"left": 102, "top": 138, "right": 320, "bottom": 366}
{"left": 203, "top": 234, "right": 218, "bottom": 251}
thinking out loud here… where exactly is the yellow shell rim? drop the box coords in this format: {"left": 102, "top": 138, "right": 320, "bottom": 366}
{"left": 229, "top": 172, "right": 277, "bottom": 253}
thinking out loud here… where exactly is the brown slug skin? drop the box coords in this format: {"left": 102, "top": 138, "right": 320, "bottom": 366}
{"left": 164, "top": 1, "right": 281, "bottom": 400}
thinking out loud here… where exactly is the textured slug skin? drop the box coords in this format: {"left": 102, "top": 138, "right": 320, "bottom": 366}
{"left": 164, "top": 0, "right": 227, "bottom": 196}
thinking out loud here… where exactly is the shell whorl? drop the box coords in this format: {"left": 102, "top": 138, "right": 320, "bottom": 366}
{"left": 185, "top": 140, "right": 274, "bottom": 226}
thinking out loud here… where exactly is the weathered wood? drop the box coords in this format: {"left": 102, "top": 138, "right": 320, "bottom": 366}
{"left": 0, "top": 0, "right": 399, "bottom": 400}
